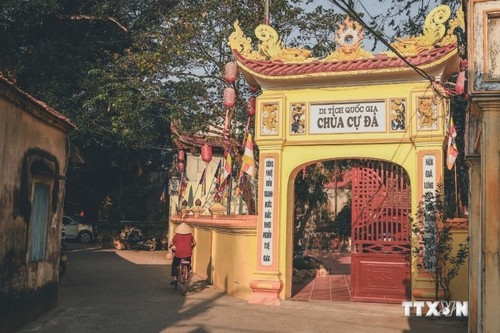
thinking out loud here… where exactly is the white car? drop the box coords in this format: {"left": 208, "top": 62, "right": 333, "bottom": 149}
{"left": 62, "top": 216, "right": 95, "bottom": 243}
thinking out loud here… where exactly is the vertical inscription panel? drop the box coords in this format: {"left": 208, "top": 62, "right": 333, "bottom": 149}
{"left": 260, "top": 157, "right": 275, "bottom": 266}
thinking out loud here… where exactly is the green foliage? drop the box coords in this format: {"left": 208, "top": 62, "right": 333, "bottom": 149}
{"left": 0, "top": 0, "right": 467, "bottom": 223}
{"left": 294, "top": 163, "right": 330, "bottom": 246}
{"left": 413, "top": 184, "right": 469, "bottom": 301}
{"left": 331, "top": 203, "right": 352, "bottom": 239}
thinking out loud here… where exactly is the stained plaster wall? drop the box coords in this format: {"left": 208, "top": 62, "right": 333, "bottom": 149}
{"left": 0, "top": 92, "right": 70, "bottom": 331}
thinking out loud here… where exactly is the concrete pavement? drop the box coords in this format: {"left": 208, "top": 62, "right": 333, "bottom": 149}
{"left": 17, "top": 243, "right": 467, "bottom": 333}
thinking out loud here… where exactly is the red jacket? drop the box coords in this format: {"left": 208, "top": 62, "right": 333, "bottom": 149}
{"left": 172, "top": 233, "right": 194, "bottom": 258}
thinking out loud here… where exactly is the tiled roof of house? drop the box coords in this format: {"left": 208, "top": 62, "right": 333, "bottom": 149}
{"left": 0, "top": 74, "right": 76, "bottom": 130}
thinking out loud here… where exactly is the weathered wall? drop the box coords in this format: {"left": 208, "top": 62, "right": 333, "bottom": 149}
{"left": 0, "top": 91, "right": 70, "bottom": 332}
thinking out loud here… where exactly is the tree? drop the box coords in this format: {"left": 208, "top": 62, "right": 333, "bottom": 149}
{"left": 0, "top": 0, "right": 345, "bottom": 220}
{"left": 0, "top": 0, "right": 467, "bottom": 220}
{"left": 413, "top": 184, "right": 469, "bottom": 301}
{"left": 294, "top": 163, "right": 330, "bottom": 248}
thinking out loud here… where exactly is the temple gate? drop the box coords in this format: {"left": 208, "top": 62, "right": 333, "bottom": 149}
{"left": 227, "top": 5, "right": 464, "bottom": 304}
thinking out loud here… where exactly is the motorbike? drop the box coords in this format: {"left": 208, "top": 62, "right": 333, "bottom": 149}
{"left": 116, "top": 226, "right": 157, "bottom": 251}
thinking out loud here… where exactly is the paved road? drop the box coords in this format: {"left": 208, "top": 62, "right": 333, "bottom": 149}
{"left": 18, "top": 243, "right": 467, "bottom": 333}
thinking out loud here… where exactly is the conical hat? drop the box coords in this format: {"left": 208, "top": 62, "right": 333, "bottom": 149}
{"left": 175, "top": 222, "right": 193, "bottom": 235}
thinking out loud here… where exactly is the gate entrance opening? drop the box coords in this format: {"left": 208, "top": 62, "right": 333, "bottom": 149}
{"left": 291, "top": 159, "right": 411, "bottom": 303}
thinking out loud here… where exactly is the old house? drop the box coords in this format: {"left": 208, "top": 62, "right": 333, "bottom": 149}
{"left": 0, "top": 74, "right": 75, "bottom": 332}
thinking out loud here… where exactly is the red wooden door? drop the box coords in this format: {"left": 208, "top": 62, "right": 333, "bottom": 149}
{"left": 351, "top": 160, "right": 411, "bottom": 303}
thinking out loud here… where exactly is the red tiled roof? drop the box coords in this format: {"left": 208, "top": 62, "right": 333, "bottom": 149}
{"left": 0, "top": 74, "right": 76, "bottom": 130}
{"left": 234, "top": 44, "right": 457, "bottom": 78}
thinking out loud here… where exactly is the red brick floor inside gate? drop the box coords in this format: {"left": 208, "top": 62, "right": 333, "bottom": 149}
{"left": 291, "top": 250, "right": 352, "bottom": 302}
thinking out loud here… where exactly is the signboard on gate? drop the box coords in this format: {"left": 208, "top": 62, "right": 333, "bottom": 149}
{"left": 309, "top": 101, "right": 386, "bottom": 134}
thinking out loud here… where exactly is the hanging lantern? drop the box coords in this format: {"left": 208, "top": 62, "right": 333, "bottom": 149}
{"left": 178, "top": 161, "right": 185, "bottom": 172}
{"left": 201, "top": 144, "right": 212, "bottom": 163}
{"left": 178, "top": 150, "right": 185, "bottom": 161}
{"left": 224, "top": 61, "right": 238, "bottom": 83}
{"left": 246, "top": 96, "right": 256, "bottom": 117}
{"left": 223, "top": 87, "right": 236, "bottom": 108}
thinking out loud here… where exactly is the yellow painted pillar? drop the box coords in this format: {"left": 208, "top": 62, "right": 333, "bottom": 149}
{"left": 248, "top": 95, "right": 286, "bottom": 305}
{"left": 248, "top": 148, "right": 283, "bottom": 305}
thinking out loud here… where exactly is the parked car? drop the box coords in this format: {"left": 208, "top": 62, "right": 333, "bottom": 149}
{"left": 62, "top": 215, "right": 95, "bottom": 243}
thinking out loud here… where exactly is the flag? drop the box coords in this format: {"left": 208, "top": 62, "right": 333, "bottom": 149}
{"left": 446, "top": 117, "right": 458, "bottom": 170}
{"left": 179, "top": 170, "right": 188, "bottom": 197}
{"left": 240, "top": 133, "right": 255, "bottom": 178}
{"left": 213, "top": 160, "right": 222, "bottom": 190}
{"left": 199, "top": 167, "right": 207, "bottom": 196}
{"left": 222, "top": 147, "right": 232, "bottom": 183}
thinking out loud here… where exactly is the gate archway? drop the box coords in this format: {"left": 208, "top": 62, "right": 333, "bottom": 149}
{"left": 228, "top": 5, "right": 460, "bottom": 305}
{"left": 351, "top": 160, "right": 411, "bottom": 302}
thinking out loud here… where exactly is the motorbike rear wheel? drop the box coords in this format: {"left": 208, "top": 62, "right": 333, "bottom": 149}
{"left": 177, "top": 262, "right": 190, "bottom": 296}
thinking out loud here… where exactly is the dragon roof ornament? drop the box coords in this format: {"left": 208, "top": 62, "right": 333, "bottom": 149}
{"left": 228, "top": 5, "right": 463, "bottom": 63}
{"left": 228, "top": 20, "right": 314, "bottom": 63}
{"left": 384, "top": 5, "right": 464, "bottom": 57}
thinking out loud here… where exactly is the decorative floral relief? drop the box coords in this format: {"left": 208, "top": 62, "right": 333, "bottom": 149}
{"left": 261, "top": 103, "right": 279, "bottom": 135}
{"left": 417, "top": 97, "right": 439, "bottom": 130}
{"left": 389, "top": 99, "right": 407, "bottom": 131}
{"left": 290, "top": 103, "right": 306, "bottom": 134}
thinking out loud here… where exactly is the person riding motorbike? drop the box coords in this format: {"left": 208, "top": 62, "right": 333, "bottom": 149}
{"left": 169, "top": 222, "right": 196, "bottom": 285}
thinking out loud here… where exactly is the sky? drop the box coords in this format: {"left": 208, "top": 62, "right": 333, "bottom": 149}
{"left": 305, "top": 0, "right": 394, "bottom": 52}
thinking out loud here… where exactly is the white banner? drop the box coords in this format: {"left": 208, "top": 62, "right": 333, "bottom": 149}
{"left": 309, "top": 101, "right": 386, "bottom": 134}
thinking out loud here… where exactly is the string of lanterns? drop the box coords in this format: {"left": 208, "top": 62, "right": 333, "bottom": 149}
{"left": 177, "top": 59, "right": 258, "bottom": 176}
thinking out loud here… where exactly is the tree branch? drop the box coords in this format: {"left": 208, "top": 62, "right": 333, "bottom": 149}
{"left": 58, "top": 14, "right": 129, "bottom": 33}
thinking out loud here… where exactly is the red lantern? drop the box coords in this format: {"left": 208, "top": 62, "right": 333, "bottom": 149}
{"left": 224, "top": 62, "right": 238, "bottom": 83}
{"left": 178, "top": 161, "right": 185, "bottom": 172}
{"left": 223, "top": 87, "right": 236, "bottom": 108}
{"left": 246, "top": 96, "right": 256, "bottom": 117}
{"left": 178, "top": 150, "right": 185, "bottom": 161}
{"left": 201, "top": 144, "right": 212, "bottom": 163}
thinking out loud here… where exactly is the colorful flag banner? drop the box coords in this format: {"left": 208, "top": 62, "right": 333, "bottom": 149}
{"left": 240, "top": 133, "right": 255, "bottom": 178}
{"left": 213, "top": 160, "right": 222, "bottom": 191}
{"left": 199, "top": 167, "right": 207, "bottom": 196}
{"left": 446, "top": 117, "right": 458, "bottom": 170}
{"left": 179, "top": 170, "right": 188, "bottom": 197}
{"left": 222, "top": 147, "right": 232, "bottom": 183}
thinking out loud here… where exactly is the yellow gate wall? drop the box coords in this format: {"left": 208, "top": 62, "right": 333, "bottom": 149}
{"left": 169, "top": 219, "right": 258, "bottom": 301}
{"left": 253, "top": 79, "right": 467, "bottom": 301}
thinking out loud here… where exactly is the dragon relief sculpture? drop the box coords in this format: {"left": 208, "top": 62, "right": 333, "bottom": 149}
{"left": 323, "top": 16, "right": 373, "bottom": 62}
{"left": 228, "top": 20, "right": 313, "bottom": 63}
{"left": 385, "top": 5, "right": 457, "bottom": 57}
